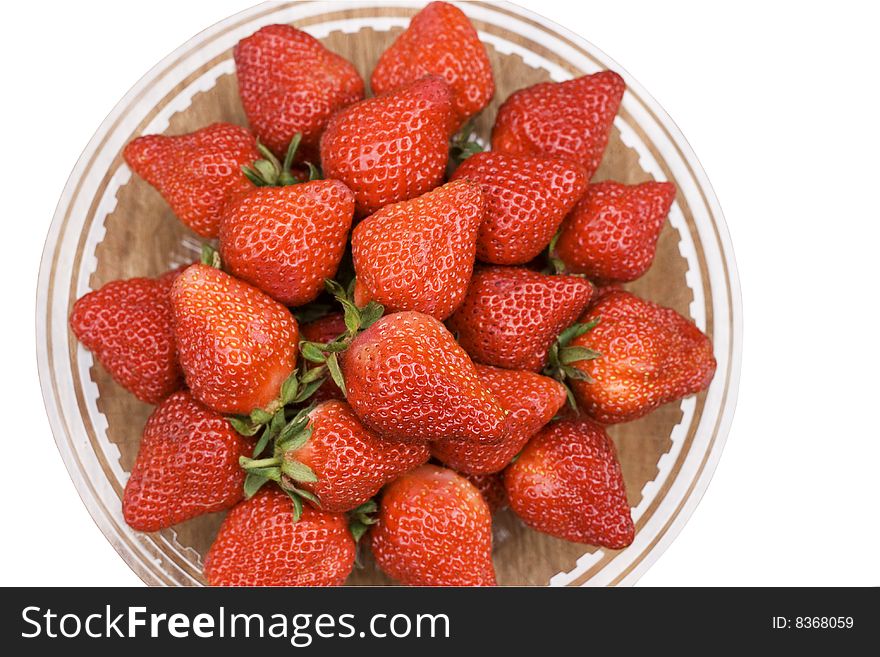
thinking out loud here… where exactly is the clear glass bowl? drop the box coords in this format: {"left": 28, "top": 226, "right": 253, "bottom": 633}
{"left": 36, "top": 1, "right": 742, "bottom": 586}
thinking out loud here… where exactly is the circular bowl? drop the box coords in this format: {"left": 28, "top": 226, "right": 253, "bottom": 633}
{"left": 37, "top": 0, "right": 742, "bottom": 586}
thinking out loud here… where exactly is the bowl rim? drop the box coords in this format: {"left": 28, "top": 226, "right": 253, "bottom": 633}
{"left": 36, "top": 0, "right": 742, "bottom": 587}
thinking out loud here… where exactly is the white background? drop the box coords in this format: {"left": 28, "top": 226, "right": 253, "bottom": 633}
{"left": 1, "top": 0, "right": 878, "bottom": 587}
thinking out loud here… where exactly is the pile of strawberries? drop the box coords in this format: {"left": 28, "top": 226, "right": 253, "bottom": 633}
{"left": 70, "top": 2, "right": 716, "bottom": 587}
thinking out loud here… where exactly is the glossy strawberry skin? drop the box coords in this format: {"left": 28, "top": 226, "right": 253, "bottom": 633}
{"left": 491, "top": 71, "right": 626, "bottom": 178}
{"left": 170, "top": 264, "right": 299, "bottom": 415}
{"left": 300, "top": 312, "right": 347, "bottom": 344}
{"left": 556, "top": 181, "right": 676, "bottom": 283}
{"left": 234, "top": 24, "right": 364, "bottom": 160}
{"left": 352, "top": 179, "right": 483, "bottom": 320}
{"left": 570, "top": 290, "right": 716, "bottom": 423}
{"left": 371, "top": 2, "right": 494, "bottom": 127}
{"left": 370, "top": 465, "right": 496, "bottom": 586}
{"left": 218, "top": 181, "right": 355, "bottom": 306}
{"left": 204, "top": 487, "right": 355, "bottom": 586}
{"left": 504, "top": 417, "right": 634, "bottom": 548}
{"left": 432, "top": 365, "right": 566, "bottom": 474}
{"left": 451, "top": 152, "right": 587, "bottom": 264}
{"left": 320, "top": 76, "right": 456, "bottom": 216}
{"left": 123, "top": 123, "right": 260, "bottom": 238}
{"left": 70, "top": 271, "right": 183, "bottom": 404}
{"left": 446, "top": 266, "right": 594, "bottom": 372}
{"left": 339, "top": 311, "right": 506, "bottom": 444}
{"left": 463, "top": 472, "right": 507, "bottom": 513}
{"left": 122, "top": 390, "right": 252, "bottom": 532}
{"left": 299, "top": 313, "right": 348, "bottom": 403}
{"left": 287, "top": 401, "right": 430, "bottom": 513}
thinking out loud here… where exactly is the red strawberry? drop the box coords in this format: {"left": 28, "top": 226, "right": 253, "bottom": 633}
{"left": 123, "top": 123, "right": 260, "bottom": 238}
{"left": 320, "top": 76, "right": 456, "bottom": 216}
{"left": 504, "top": 416, "right": 634, "bottom": 548}
{"left": 568, "top": 290, "right": 716, "bottom": 423}
{"left": 491, "top": 71, "right": 626, "bottom": 178}
{"left": 370, "top": 464, "right": 496, "bottom": 586}
{"left": 463, "top": 472, "right": 506, "bottom": 514}
{"left": 70, "top": 270, "right": 182, "bottom": 404}
{"left": 204, "top": 487, "right": 355, "bottom": 586}
{"left": 300, "top": 312, "right": 347, "bottom": 344}
{"left": 170, "top": 264, "right": 299, "bottom": 415}
{"left": 432, "top": 365, "right": 566, "bottom": 474}
{"left": 446, "top": 266, "right": 594, "bottom": 372}
{"left": 371, "top": 2, "right": 494, "bottom": 127}
{"left": 299, "top": 313, "right": 348, "bottom": 403}
{"left": 351, "top": 179, "right": 483, "bottom": 320}
{"left": 122, "top": 390, "right": 252, "bottom": 531}
{"left": 592, "top": 283, "right": 623, "bottom": 304}
{"left": 451, "top": 151, "right": 587, "bottom": 264}
{"left": 218, "top": 180, "right": 355, "bottom": 306}
{"left": 555, "top": 181, "right": 676, "bottom": 283}
{"left": 246, "top": 400, "right": 429, "bottom": 513}
{"left": 339, "top": 311, "right": 506, "bottom": 444}
{"left": 234, "top": 24, "right": 364, "bottom": 160}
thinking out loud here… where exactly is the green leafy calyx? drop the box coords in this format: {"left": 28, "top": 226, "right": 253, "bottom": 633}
{"left": 543, "top": 318, "right": 602, "bottom": 409}
{"left": 241, "top": 133, "right": 323, "bottom": 187}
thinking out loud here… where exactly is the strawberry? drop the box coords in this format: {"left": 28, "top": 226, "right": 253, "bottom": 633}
{"left": 300, "top": 312, "right": 347, "bottom": 344}
{"left": 351, "top": 179, "right": 483, "bottom": 320}
{"left": 70, "top": 270, "right": 182, "bottom": 404}
{"left": 170, "top": 264, "right": 299, "bottom": 415}
{"left": 446, "top": 266, "right": 594, "bottom": 372}
{"left": 592, "top": 283, "right": 623, "bottom": 304}
{"left": 432, "top": 365, "right": 566, "bottom": 474}
{"left": 463, "top": 472, "right": 506, "bottom": 514}
{"left": 122, "top": 390, "right": 252, "bottom": 532}
{"left": 371, "top": 1, "right": 494, "bottom": 127}
{"left": 218, "top": 180, "right": 355, "bottom": 306}
{"left": 505, "top": 417, "right": 634, "bottom": 548}
{"left": 370, "top": 464, "right": 496, "bottom": 586}
{"left": 568, "top": 290, "right": 716, "bottom": 423}
{"left": 123, "top": 123, "right": 260, "bottom": 238}
{"left": 555, "top": 181, "right": 676, "bottom": 283}
{"left": 299, "top": 313, "right": 348, "bottom": 403}
{"left": 491, "top": 71, "right": 626, "bottom": 178}
{"left": 204, "top": 487, "right": 355, "bottom": 586}
{"left": 451, "top": 151, "right": 587, "bottom": 264}
{"left": 339, "top": 311, "right": 506, "bottom": 444}
{"left": 234, "top": 24, "right": 364, "bottom": 160}
{"left": 320, "top": 76, "right": 456, "bottom": 216}
{"left": 241, "top": 400, "right": 429, "bottom": 513}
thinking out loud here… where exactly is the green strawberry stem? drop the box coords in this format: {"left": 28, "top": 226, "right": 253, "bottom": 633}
{"left": 241, "top": 133, "right": 323, "bottom": 187}
{"left": 237, "top": 404, "right": 321, "bottom": 519}
{"left": 239, "top": 456, "right": 282, "bottom": 469}
{"left": 545, "top": 231, "right": 567, "bottom": 275}
{"left": 226, "top": 361, "right": 328, "bottom": 438}
{"left": 543, "top": 318, "right": 602, "bottom": 409}
{"left": 348, "top": 499, "right": 378, "bottom": 542}
{"left": 448, "top": 121, "right": 484, "bottom": 173}
{"left": 348, "top": 499, "right": 378, "bottom": 566}
{"left": 200, "top": 244, "right": 222, "bottom": 269}
{"left": 228, "top": 280, "right": 385, "bottom": 516}
{"left": 297, "top": 278, "right": 384, "bottom": 396}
